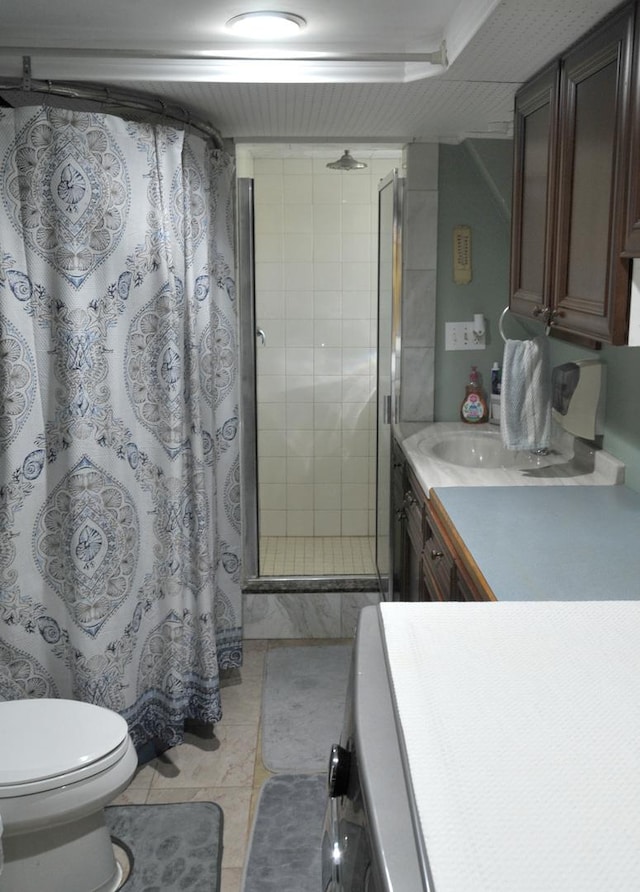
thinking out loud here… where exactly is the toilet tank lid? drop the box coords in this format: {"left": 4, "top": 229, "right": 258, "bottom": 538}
{"left": 0, "top": 698, "right": 130, "bottom": 785}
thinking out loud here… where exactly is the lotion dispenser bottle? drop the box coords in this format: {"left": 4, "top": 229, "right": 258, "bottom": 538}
{"left": 460, "top": 365, "right": 488, "bottom": 424}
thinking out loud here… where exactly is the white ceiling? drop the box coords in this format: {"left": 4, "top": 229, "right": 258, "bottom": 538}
{"left": 0, "top": 0, "right": 624, "bottom": 144}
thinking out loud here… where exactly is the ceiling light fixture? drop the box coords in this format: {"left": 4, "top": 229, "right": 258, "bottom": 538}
{"left": 326, "top": 149, "right": 367, "bottom": 171}
{"left": 226, "top": 11, "right": 307, "bottom": 39}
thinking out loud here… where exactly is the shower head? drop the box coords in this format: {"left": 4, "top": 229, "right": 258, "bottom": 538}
{"left": 326, "top": 149, "right": 367, "bottom": 171}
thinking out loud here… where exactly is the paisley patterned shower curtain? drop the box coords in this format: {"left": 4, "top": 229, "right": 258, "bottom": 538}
{"left": 0, "top": 105, "right": 242, "bottom": 752}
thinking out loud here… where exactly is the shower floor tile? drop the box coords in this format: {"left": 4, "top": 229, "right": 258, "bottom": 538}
{"left": 259, "top": 535, "right": 375, "bottom": 576}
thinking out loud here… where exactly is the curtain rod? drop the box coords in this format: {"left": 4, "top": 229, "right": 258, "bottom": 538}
{"left": 0, "top": 65, "right": 224, "bottom": 149}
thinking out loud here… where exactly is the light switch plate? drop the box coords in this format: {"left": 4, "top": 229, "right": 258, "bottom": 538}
{"left": 445, "top": 321, "right": 485, "bottom": 351}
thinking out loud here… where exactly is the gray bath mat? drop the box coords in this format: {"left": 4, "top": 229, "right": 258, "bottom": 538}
{"left": 105, "top": 802, "right": 222, "bottom": 891}
{"left": 262, "top": 643, "right": 352, "bottom": 772}
{"left": 243, "top": 774, "right": 326, "bottom": 892}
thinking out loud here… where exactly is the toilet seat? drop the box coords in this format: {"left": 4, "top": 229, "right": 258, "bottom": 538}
{"left": 0, "top": 698, "right": 131, "bottom": 797}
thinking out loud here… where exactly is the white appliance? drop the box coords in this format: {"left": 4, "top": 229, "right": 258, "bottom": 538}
{"left": 322, "top": 608, "right": 426, "bottom": 891}
{"left": 325, "top": 601, "right": 640, "bottom": 891}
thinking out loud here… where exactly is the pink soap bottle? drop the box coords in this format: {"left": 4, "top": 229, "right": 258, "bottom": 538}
{"left": 460, "top": 366, "right": 488, "bottom": 424}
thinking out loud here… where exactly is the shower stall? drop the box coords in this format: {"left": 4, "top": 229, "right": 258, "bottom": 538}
{"left": 236, "top": 145, "right": 403, "bottom": 590}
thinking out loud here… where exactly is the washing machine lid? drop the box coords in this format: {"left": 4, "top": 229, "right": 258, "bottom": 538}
{"left": 0, "top": 698, "right": 130, "bottom": 785}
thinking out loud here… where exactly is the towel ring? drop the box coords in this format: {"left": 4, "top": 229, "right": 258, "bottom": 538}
{"left": 499, "top": 305, "right": 553, "bottom": 342}
{"left": 498, "top": 306, "right": 510, "bottom": 343}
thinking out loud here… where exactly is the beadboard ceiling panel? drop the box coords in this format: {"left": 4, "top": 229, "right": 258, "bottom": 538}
{"left": 0, "top": 0, "right": 624, "bottom": 143}
{"left": 115, "top": 79, "right": 516, "bottom": 142}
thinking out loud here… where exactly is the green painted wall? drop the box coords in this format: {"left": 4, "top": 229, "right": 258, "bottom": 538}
{"left": 435, "top": 140, "right": 513, "bottom": 421}
{"left": 434, "top": 139, "right": 640, "bottom": 492}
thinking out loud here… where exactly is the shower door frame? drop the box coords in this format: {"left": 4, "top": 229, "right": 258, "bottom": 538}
{"left": 236, "top": 175, "right": 380, "bottom": 593}
{"left": 237, "top": 177, "right": 260, "bottom": 584}
{"left": 375, "top": 170, "right": 404, "bottom": 601}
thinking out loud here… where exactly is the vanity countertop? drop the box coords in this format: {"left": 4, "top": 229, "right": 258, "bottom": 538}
{"left": 431, "top": 485, "right": 640, "bottom": 601}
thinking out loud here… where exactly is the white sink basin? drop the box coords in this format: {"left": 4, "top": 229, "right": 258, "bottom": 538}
{"left": 416, "top": 429, "right": 561, "bottom": 470}
{"left": 401, "top": 422, "right": 625, "bottom": 487}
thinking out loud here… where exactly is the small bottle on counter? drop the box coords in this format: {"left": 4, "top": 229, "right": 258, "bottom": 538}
{"left": 491, "top": 361, "right": 501, "bottom": 395}
{"left": 489, "top": 361, "right": 501, "bottom": 426}
{"left": 460, "top": 365, "right": 488, "bottom": 424}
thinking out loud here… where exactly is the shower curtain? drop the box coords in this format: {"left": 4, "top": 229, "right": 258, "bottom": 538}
{"left": 0, "top": 105, "right": 242, "bottom": 752}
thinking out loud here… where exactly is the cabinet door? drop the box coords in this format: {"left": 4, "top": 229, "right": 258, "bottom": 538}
{"left": 405, "top": 530, "right": 425, "bottom": 601}
{"left": 625, "top": 5, "right": 640, "bottom": 254}
{"left": 404, "top": 487, "right": 425, "bottom": 601}
{"left": 553, "top": 5, "right": 633, "bottom": 345}
{"left": 510, "top": 63, "right": 560, "bottom": 321}
{"left": 390, "top": 441, "right": 406, "bottom": 601}
{"left": 423, "top": 505, "right": 455, "bottom": 602}
{"left": 453, "top": 563, "right": 482, "bottom": 602}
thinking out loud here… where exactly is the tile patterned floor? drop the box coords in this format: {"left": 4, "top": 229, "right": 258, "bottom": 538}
{"left": 259, "top": 535, "right": 376, "bottom": 576}
{"left": 113, "top": 639, "right": 340, "bottom": 892}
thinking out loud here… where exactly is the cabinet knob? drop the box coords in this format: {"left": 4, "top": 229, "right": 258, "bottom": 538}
{"left": 532, "top": 304, "right": 563, "bottom": 335}
{"left": 532, "top": 304, "right": 550, "bottom": 321}
{"left": 430, "top": 549, "right": 444, "bottom": 560}
{"left": 543, "top": 308, "right": 563, "bottom": 335}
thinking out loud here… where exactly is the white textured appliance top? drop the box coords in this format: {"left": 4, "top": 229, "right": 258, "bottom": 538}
{"left": 379, "top": 601, "right": 640, "bottom": 891}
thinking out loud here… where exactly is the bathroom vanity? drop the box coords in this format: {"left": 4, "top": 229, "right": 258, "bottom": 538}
{"left": 391, "top": 422, "right": 637, "bottom": 604}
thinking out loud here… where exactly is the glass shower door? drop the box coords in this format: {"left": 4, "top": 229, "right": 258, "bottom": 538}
{"left": 375, "top": 170, "right": 403, "bottom": 599}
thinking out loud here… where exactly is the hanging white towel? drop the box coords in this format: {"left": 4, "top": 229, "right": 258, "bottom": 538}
{"left": 501, "top": 336, "right": 551, "bottom": 451}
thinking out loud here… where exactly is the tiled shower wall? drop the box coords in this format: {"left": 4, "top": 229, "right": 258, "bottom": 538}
{"left": 250, "top": 152, "right": 402, "bottom": 537}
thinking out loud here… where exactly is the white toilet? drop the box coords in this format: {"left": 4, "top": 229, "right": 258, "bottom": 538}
{"left": 0, "top": 698, "right": 137, "bottom": 892}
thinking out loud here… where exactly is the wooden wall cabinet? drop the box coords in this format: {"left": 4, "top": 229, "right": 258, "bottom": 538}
{"left": 511, "top": 4, "right": 634, "bottom": 347}
{"left": 510, "top": 63, "right": 559, "bottom": 324}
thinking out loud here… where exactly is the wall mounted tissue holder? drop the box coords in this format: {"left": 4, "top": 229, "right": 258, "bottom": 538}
{"left": 551, "top": 360, "right": 605, "bottom": 442}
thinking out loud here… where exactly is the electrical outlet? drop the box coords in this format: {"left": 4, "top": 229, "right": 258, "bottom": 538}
{"left": 445, "top": 321, "right": 485, "bottom": 351}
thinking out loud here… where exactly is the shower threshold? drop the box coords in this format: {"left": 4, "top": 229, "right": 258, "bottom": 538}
{"left": 244, "top": 574, "right": 380, "bottom": 594}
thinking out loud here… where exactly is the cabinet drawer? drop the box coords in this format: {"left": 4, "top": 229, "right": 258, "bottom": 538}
{"left": 423, "top": 513, "right": 455, "bottom": 600}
